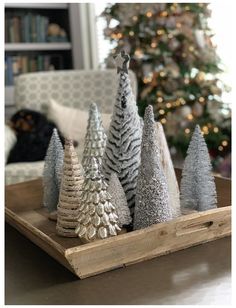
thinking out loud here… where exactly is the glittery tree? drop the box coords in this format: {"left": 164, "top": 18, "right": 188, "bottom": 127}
{"left": 180, "top": 125, "right": 217, "bottom": 211}
{"left": 102, "top": 51, "right": 142, "bottom": 214}
{"left": 102, "top": 3, "right": 231, "bottom": 170}
{"left": 82, "top": 102, "right": 107, "bottom": 170}
{"left": 56, "top": 139, "right": 84, "bottom": 237}
{"left": 156, "top": 122, "right": 181, "bottom": 218}
{"left": 134, "top": 105, "right": 172, "bottom": 230}
{"left": 75, "top": 158, "right": 120, "bottom": 243}
{"left": 43, "top": 128, "right": 64, "bottom": 214}
{"left": 107, "top": 172, "right": 132, "bottom": 227}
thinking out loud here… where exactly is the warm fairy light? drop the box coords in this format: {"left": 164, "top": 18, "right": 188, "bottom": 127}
{"left": 161, "top": 118, "right": 167, "bottom": 124}
{"left": 132, "top": 16, "right": 138, "bottom": 21}
{"left": 166, "top": 102, "right": 172, "bottom": 108}
{"left": 160, "top": 11, "right": 168, "bottom": 17}
{"left": 157, "top": 29, "right": 164, "bottom": 35}
{"left": 157, "top": 97, "right": 164, "bottom": 103}
{"left": 175, "top": 100, "right": 181, "bottom": 106}
{"left": 146, "top": 11, "right": 153, "bottom": 18}
{"left": 222, "top": 140, "right": 228, "bottom": 147}
{"left": 189, "top": 46, "right": 195, "bottom": 52}
{"left": 185, "top": 128, "right": 190, "bottom": 134}
{"left": 213, "top": 127, "right": 219, "bottom": 133}
{"left": 199, "top": 97, "right": 205, "bottom": 103}
{"left": 187, "top": 114, "right": 193, "bottom": 120}
{"left": 129, "top": 31, "right": 134, "bottom": 36}
{"left": 179, "top": 98, "right": 186, "bottom": 105}
{"left": 182, "top": 53, "right": 187, "bottom": 58}
{"left": 197, "top": 72, "right": 205, "bottom": 81}
{"left": 143, "top": 76, "right": 152, "bottom": 84}
{"left": 159, "top": 109, "right": 165, "bottom": 115}
{"left": 117, "top": 33, "right": 123, "bottom": 39}
{"left": 218, "top": 146, "right": 223, "bottom": 151}
{"left": 168, "top": 33, "right": 173, "bottom": 39}
{"left": 202, "top": 126, "right": 209, "bottom": 134}
{"left": 184, "top": 78, "right": 190, "bottom": 84}
{"left": 176, "top": 22, "right": 182, "bottom": 28}
{"left": 160, "top": 71, "right": 166, "bottom": 77}
{"left": 151, "top": 42, "right": 157, "bottom": 48}
{"left": 135, "top": 48, "right": 143, "bottom": 58}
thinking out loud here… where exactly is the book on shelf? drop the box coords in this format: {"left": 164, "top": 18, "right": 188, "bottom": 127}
{"left": 5, "top": 54, "right": 63, "bottom": 86}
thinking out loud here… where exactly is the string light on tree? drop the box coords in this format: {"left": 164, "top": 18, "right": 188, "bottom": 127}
{"left": 185, "top": 128, "right": 190, "bottom": 134}
{"left": 146, "top": 11, "right": 153, "bottom": 18}
{"left": 222, "top": 140, "right": 228, "bottom": 147}
{"left": 213, "top": 127, "right": 219, "bottom": 133}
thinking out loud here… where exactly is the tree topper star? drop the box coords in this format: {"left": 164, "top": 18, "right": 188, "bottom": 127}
{"left": 113, "top": 50, "right": 130, "bottom": 74}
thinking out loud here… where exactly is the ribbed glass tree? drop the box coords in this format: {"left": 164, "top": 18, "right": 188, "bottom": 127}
{"left": 134, "top": 105, "right": 172, "bottom": 230}
{"left": 75, "top": 158, "right": 120, "bottom": 243}
{"left": 56, "top": 139, "right": 84, "bottom": 237}
{"left": 102, "top": 51, "right": 142, "bottom": 214}
{"left": 180, "top": 125, "right": 217, "bottom": 211}
{"left": 82, "top": 102, "right": 107, "bottom": 170}
{"left": 107, "top": 172, "right": 132, "bottom": 227}
{"left": 102, "top": 3, "right": 231, "bottom": 168}
{"left": 43, "top": 128, "right": 64, "bottom": 214}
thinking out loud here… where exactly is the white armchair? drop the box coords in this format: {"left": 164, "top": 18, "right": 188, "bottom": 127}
{"left": 5, "top": 69, "right": 137, "bottom": 185}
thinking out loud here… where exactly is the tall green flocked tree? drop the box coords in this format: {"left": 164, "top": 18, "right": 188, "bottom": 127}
{"left": 102, "top": 3, "right": 231, "bottom": 168}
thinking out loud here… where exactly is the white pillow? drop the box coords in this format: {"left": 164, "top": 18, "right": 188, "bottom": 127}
{"left": 47, "top": 99, "right": 111, "bottom": 159}
{"left": 5, "top": 125, "right": 17, "bottom": 164}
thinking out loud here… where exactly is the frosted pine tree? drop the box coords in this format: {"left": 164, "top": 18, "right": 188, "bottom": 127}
{"left": 102, "top": 51, "right": 142, "bottom": 214}
{"left": 43, "top": 128, "right": 64, "bottom": 213}
{"left": 107, "top": 172, "right": 132, "bottom": 227}
{"left": 156, "top": 122, "right": 181, "bottom": 218}
{"left": 82, "top": 102, "right": 107, "bottom": 170}
{"left": 180, "top": 125, "right": 217, "bottom": 211}
{"left": 75, "top": 158, "right": 120, "bottom": 243}
{"left": 134, "top": 105, "right": 172, "bottom": 230}
{"left": 56, "top": 139, "right": 84, "bottom": 237}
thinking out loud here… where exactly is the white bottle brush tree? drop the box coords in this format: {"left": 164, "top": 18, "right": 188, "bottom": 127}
{"left": 43, "top": 128, "right": 64, "bottom": 213}
{"left": 134, "top": 105, "right": 172, "bottom": 230}
{"left": 56, "top": 139, "right": 84, "bottom": 237}
{"left": 102, "top": 51, "right": 142, "bottom": 214}
{"left": 82, "top": 102, "right": 107, "bottom": 170}
{"left": 180, "top": 125, "right": 217, "bottom": 211}
{"left": 107, "top": 172, "right": 132, "bottom": 227}
{"left": 75, "top": 157, "right": 121, "bottom": 243}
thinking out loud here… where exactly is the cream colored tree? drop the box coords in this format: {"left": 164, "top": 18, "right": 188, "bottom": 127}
{"left": 156, "top": 122, "right": 181, "bottom": 218}
{"left": 56, "top": 139, "right": 84, "bottom": 237}
{"left": 75, "top": 158, "right": 121, "bottom": 243}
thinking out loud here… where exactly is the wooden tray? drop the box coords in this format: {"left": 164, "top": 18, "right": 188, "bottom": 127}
{"left": 5, "top": 170, "right": 231, "bottom": 279}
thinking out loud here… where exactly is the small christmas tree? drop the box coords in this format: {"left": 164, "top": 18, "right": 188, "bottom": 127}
{"left": 43, "top": 128, "right": 64, "bottom": 213}
{"left": 156, "top": 122, "right": 181, "bottom": 218}
{"left": 75, "top": 158, "right": 121, "bottom": 243}
{"left": 180, "top": 125, "right": 217, "bottom": 211}
{"left": 102, "top": 51, "right": 142, "bottom": 214}
{"left": 82, "top": 102, "right": 107, "bottom": 170}
{"left": 56, "top": 139, "right": 84, "bottom": 237}
{"left": 107, "top": 172, "right": 132, "bottom": 227}
{"left": 134, "top": 105, "right": 172, "bottom": 230}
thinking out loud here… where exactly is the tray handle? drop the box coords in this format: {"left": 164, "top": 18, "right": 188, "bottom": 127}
{"left": 176, "top": 220, "right": 214, "bottom": 236}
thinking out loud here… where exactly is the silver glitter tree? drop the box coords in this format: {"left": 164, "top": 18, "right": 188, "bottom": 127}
{"left": 180, "top": 125, "right": 217, "bottom": 211}
{"left": 43, "top": 128, "right": 64, "bottom": 213}
{"left": 82, "top": 102, "right": 107, "bottom": 170}
{"left": 102, "top": 51, "right": 142, "bottom": 214}
{"left": 75, "top": 158, "right": 121, "bottom": 243}
{"left": 107, "top": 172, "right": 132, "bottom": 227}
{"left": 56, "top": 139, "right": 84, "bottom": 237}
{"left": 133, "top": 105, "right": 172, "bottom": 230}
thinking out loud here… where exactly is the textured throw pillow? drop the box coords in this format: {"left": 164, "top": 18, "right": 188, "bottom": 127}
{"left": 5, "top": 124, "right": 17, "bottom": 164}
{"left": 47, "top": 99, "right": 111, "bottom": 159}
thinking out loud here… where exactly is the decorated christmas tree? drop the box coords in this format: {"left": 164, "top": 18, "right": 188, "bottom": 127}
{"left": 75, "top": 158, "right": 120, "bottom": 243}
{"left": 102, "top": 51, "right": 142, "bottom": 214}
{"left": 102, "top": 3, "right": 231, "bottom": 169}
{"left": 134, "top": 105, "right": 172, "bottom": 230}
{"left": 107, "top": 172, "right": 132, "bottom": 227}
{"left": 82, "top": 102, "right": 107, "bottom": 170}
{"left": 56, "top": 139, "right": 84, "bottom": 237}
{"left": 180, "top": 125, "right": 217, "bottom": 211}
{"left": 43, "top": 128, "right": 64, "bottom": 214}
{"left": 156, "top": 122, "right": 181, "bottom": 218}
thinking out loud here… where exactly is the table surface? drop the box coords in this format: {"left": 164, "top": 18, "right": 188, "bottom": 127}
{"left": 5, "top": 223, "right": 231, "bottom": 305}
